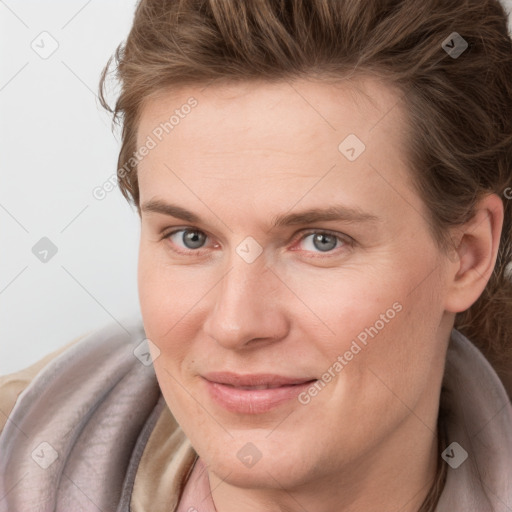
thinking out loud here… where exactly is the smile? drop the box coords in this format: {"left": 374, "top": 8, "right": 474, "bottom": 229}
{"left": 201, "top": 372, "right": 317, "bottom": 414}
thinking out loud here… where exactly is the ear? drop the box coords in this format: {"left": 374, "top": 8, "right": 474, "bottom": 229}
{"left": 444, "top": 193, "right": 504, "bottom": 313}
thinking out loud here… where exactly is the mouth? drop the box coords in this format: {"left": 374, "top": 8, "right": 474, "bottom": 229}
{"left": 201, "top": 372, "right": 318, "bottom": 414}
{"left": 202, "top": 371, "right": 316, "bottom": 387}
{"left": 229, "top": 383, "right": 303, "bottom": 390}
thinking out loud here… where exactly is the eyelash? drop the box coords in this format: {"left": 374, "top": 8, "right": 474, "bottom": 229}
{"left": 160, "top": 227, "right": 354, "bottom": 259}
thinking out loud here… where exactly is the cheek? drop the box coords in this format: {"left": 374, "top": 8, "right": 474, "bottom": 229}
{"left": 285, "top": 265, "right": 406, "bottom": 343}
{"left": 138, "top": 253, "right": 167, "bottom": 338}
{"left": 138, "top": 242, "right": 202, "bottom": 336}
{"left": 300, "top": 260, "right": 442, "bottom": 379}
{"left": 337, "top": 271, "right": 446, "bottom": 399}
{"left": 137, "top": 243, "right": 219, "bottom": 383}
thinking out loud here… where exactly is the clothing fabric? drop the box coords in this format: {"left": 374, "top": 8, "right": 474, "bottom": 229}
{"left": 0, "top": 319, "right": 511, "bottom": 511}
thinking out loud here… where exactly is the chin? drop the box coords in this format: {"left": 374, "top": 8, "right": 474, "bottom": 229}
{"left": 199, "top": 442, "right": 316, "bottom": 490}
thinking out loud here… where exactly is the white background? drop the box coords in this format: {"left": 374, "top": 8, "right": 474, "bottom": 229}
{"left": 1, "top": 0, "right": 140, "bottom": 374}
{"left": 1, "top": 0, "right": 512, "bottom": 374}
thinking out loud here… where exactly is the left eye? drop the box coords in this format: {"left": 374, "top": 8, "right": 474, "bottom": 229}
{"left": 298, "top": 232, "right": 345, "bottom": 253}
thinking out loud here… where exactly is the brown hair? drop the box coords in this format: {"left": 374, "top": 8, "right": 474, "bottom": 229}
{"left": 99, "top": 0, "right": 512, "bottom": 508}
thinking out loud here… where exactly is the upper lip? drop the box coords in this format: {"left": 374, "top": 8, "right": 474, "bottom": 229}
{"left": 202, "top": 372, "right": 316, "bottom": 388}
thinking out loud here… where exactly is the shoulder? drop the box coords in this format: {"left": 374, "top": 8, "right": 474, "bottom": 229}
{"left": 448, "top": 328, "right": 512, "bottom": 400}
{"left": 0, "top": 318, "right": 164, "bottom": 511}
{"left": 0, "top": 333, "right": 89, "bottom": 435}
{"left": 0, "top": 317, "right": 157, "bottom": 438}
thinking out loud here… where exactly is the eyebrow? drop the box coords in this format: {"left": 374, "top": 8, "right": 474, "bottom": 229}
{"left": 141, "top": 199, "right": 380, "bottom": 228}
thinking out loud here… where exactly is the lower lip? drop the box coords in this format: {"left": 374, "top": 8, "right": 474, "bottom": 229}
{"left": 203, "top": 378, "right": 317, "bottom": 414}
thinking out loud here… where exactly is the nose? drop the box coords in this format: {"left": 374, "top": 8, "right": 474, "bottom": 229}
{"left": 202, "top": 254, "right": 289, "bottom": 350}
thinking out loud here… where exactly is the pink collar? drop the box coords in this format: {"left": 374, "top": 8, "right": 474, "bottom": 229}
{"left": 176, "top": 457, "right": 217, "bottom": 512}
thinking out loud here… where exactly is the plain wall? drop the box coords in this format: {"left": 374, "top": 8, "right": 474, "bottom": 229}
{"left": 1, "top": 0, "right": 140, "bottom": 374}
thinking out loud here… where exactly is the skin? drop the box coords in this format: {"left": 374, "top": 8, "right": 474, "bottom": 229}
{"left": 135, "top": 77, "right": 503, "bottom": 512}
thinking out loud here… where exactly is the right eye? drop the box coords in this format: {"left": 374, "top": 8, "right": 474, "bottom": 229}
{"left": 164, "top": 228, "right": 211, "bottom": 254}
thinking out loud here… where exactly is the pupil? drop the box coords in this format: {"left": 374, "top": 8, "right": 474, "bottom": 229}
{"left": 314, "top": 233, "right": 336, "bottom": 252}
{"left": 184, "top": 230, "right": 205, "bottom": 249}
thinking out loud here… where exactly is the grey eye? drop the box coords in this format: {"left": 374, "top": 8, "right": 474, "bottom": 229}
{"left": 311, "top": 233, "right": 338, "bottom": 252}
{"left": 180, "top": 229, "right": 207, "bottom": 249}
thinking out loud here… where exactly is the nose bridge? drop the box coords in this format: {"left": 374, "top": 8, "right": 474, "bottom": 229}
{"left": 203, "top": 251, "right": 285, "bottom": 348}
{"left": 216, "top": 255, "right": 270, "bottom": 326}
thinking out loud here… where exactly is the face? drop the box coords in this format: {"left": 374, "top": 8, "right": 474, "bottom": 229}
{"left": 136, "top": 77, "right": 452, "bottom": 494}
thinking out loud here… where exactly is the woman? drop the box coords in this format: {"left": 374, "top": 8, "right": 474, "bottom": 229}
{"left": 1, "top": 0, "right": 512, "bottom": 511}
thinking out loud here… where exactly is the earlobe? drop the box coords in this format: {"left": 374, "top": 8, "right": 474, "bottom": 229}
{"left": 444, "top": 193, "right": 504, "bottom": 313}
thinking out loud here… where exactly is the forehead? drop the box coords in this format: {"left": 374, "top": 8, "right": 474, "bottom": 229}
{"left": 134, "top": 77, "right": 437, "bottom": 245}
{"left": 136, "top": 76, "right": 408, "bottom": 157}
{"left": 135, "top": 77, "right": 417, "bottom": 222}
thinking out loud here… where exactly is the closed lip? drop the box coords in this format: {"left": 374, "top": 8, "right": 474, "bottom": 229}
{"left": 202, "top": 371, "right": 316, "bottom": 388}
